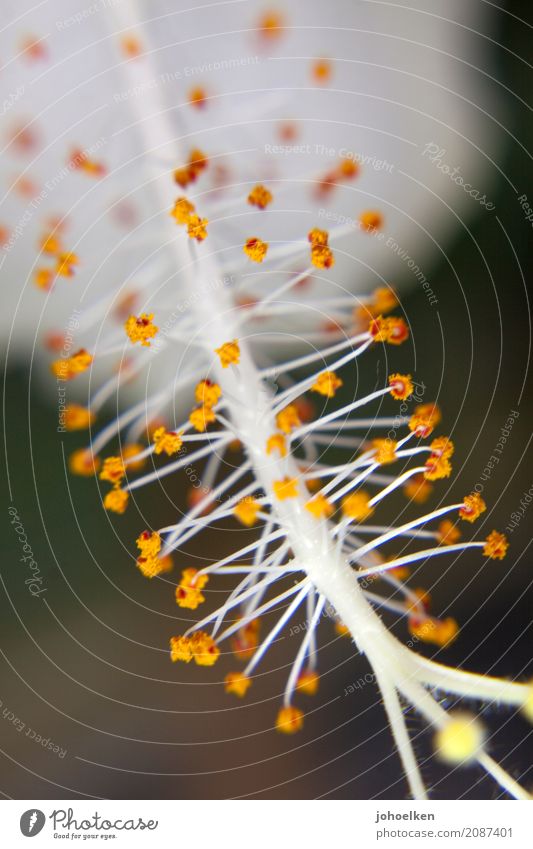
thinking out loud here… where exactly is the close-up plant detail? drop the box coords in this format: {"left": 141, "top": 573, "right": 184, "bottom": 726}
{"left": 2, "top": 0, "right": 531, "bottom": 809}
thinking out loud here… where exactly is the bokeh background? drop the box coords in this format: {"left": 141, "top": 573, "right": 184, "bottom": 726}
{"left": 1, "top": 0, "right": 532, "bottom": 799}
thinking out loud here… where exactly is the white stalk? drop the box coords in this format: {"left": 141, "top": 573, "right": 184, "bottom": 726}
{"left": 110, "top": 1, "right": 530, "bottom": 800}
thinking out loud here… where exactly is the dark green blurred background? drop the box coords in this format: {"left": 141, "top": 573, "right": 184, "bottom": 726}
{"left": 1, "top": 2, "right": 532, "bottom": 800}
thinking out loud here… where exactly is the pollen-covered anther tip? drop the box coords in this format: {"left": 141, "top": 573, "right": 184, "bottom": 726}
{"left": 171, "top": 196, "right": 195, "bottom": 225}
{"left": 430, "top": 436, "right": 454, "bottom": 460}
{"left": 370, "top": 316, "right": 409, "bottom": 345}
{"left": 215, "top": 339, "right": 240, "bottom": 368}
{"left": 234, "top": 496, "right": 261, "bottom": 527}
{"left": 243, "top": 237, "right": 268, "bottom": 262}
{"left": 372, "top": 438, "right": 397, "bottom": 465}
{"left": 408, "top": 615, "right": 459, "bottom": 647}
{"left": 424, "top": 454, "right": 452, "bottom": 481}
{"left": 125, "top": 313, "right": 159, "bottom": 347}
{"left": 311, "top": 370, "right": 343, "bottom": 398}
{"left": 225, "top": 672, "right": 252, "bottom": 697}
{"left": 342, "top": 491, "right": 374, "bottom": 522}
{"left": 275, "top": 404, "right": 301, "bottom": 434}
{"left": 153, "top": 426, "right": 183, "bottom": 456}
{"left": 459, "top": 493, "right": 487, "bottom": 522}
{"left": 437, "top": 520, "right": 461, "bottom": 545}
{"left": 189, "top": 86, "right": 207, "bottom": 108}
{"left": 195, "top": 379, "right": 221, "bottom": 408}
{"left": 483, "top": 530, "right": 509, "bottom": 560}
{"left": 408, "top": 403, "right": 441, "bottom": 437}
{"left": 55, "top": 251, "right": 79, "bottom": 277}
{"left": 51, "top": 349, "right": 93, "bottom": 380}
{"left": 248, "top": 184, "right": 273, "bottom": 209}
{"left": 69, "top": 449, "right": 100, "bottom": 476}
{"left": 273, "top": 477, "right": 299, "bottom": 500}
{"left": 175, "top": 568, "right": 209, "bottom": 610}
{"left": 306, "top": 494, "right": 334, "bottom": 520}
{"left": 99, "top": 456, "right": 125, "bottom": 486}
{"left": 296, "top": 670, "right": 320, "bottom": 695}
{"left": 388, "top": 373, "right": 414, "bottom": 401}
{"left": 187, "top": 214, "right": 208, "bottom": 241}
{"left": 170, "top": 636, "right": 193, "bottom": 663}
{"left": 189, "top": 405, "right": 216, "bottom": 432}
{"left": 266, "top": 433, "right": 287, "bottom": 457}
{"left": 259, "top": 10, "right": 284, "bottom": 39}
{"left": 103, "top": 489, "right": 129, "bottom": 514}
{"left": 310, "top": 244, "right": 335, "bottom": 269}
{"left": 434, "top": 714, "right": 485, "bottom": 765}
{"left": 359, "top": 210, "right": 383, "bottom": 233}
{"left": 276, "top": 706, "right": 304, "bottom": 734}
{"left": 312, "top": 58, "right": 332, "bottom": 83}
{"left": 190, "top": 631, "right": 220, "bottom": 666}
{"left": 64, "top": 404, "right": 94, "bottom": 431}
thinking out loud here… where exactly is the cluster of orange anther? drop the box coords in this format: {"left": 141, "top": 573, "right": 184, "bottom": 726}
{"left": 308, "top": 228, "right": 335, "bottom": 269}
{"left": 69, "top": 449, "right": 100, "bottom": 476}
{"left": 483, "top": 531, "right": 509, "bottom": 560}
{"left": 316, "top": 156, "right": 360, "bottom": 197}
{"left": 189, "top": 379, "right": 220, "bottom": 432}
{"left": 372, "top": 438, "right": 398, "bottom": 465}
{"left": 408, "top": 615, "right": 459, "bottom": 647}
{"left": 409, "top": 403, "right": 441, "bottom": 437}
{"left": 370, "top": 316, "right": 409, "bottom": 345}
{"left": 459, "top": 493, "right": 486, "bottom": 523}
{"left": 266, "top": 433, "right": 287, "bottom": 457}
{"left": 231, "top": 618, "right": 260, "bottom": 660}
{"left": 312, "top": 58, "right": 332, "bottom": 83}
{"left": 424, "top": 437, "right": 454, "bottom": 481}
{"left": 296, "top": 670, "right": 320, "bottom": 695}
{"left": 124, "top": 313, "right": 159, "bottom": 347}
{"left": 51, "top": 349, "right": 93, "bottom": 380}
{"left": 187, "top": 214, "right": 209, "bottom": 242}
{"left": 224, "top": 672, "right": 252, "bottom": 697}
{"left": 355, "top": 286, "right": 398, "bottom": 325}
{"left": 135, "top": 531, "right": 171, "bottom": 578}
{"left": 171, "top": 196, "right": 196, "bottom": 225}
{"left": 215, "top": 339, "right": 240, "bottom": 368}
{"left": 359, "top": 210, "right": 383, "bottom": 233}
{"left": 188, "top": 86, "right": 207, "bottom": 108}
{"left": 243, "top": 237, "right": 268, "bottom": 262}
{"left": 189, "top": 405, "right": 216, "bottom": 432}
{"left": 234, "top": 496, "right": 261, "bottom": 527}
{"left": 63, "top": 404, "right": 94, "bottom": 431}
{"left": 36, "top": 230, "right": 80, "bottom": 288}
{"left": 100, "top": 456, "right": 125, "bottom": 486}
{"left": 153, "top": 426, "right": 183, "bottom": 456}
{"left": 311, "top": 370, "right": 343, "bottom": 398}
{"left": 121, "top": 35, "right": 142, "bottom": 58}
{"left": 121, "top": 443, "right": 146, "bottom": 472}
{"left": 248, "top": 184, "right": 273, "bottom": 209}
{"left": 258, "top": 11, "right": 284, "bottom": 39}
{"left": 175, "top": 568, "right": 209, "bottom": 609}
{"left": 275, "top": 404, "right": 301, "bottom": 435}
{"left": 195, "top": 380, "right": 221, "bottom": 408}
{"left": 170, "top": 631, "right": 220, "bottom": 666}
{"left": 273, "top": 477, "right": 299, "bottom": 500}
{"left": 103, "top": 488, "right": 129, "bottom": 514}
{"left": 306, "top": 494, "right": 334, "bottom": 520}
{"left": 388, "top": 373, "right": 414, "bottom": 401}
{"left": 342, "top": 491, "right": 374, "bottom": 521}
{"left": 174, "top": 148, "right": 209, "bottom": 188}
{"left": 276, "top": 705, "right": 304, "bottom": 734}
{"left": 438, "top": 520, "right": 461, "bottom": 546}
{"left": 69, "top": 148, "right": 106, "bottom": 177}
